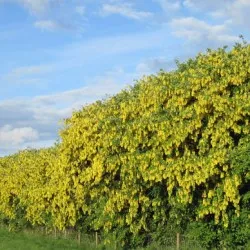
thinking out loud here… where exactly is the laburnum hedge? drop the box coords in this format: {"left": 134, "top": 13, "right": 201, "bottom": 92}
{"left": 0, "top": 42, "right": 249, "bottom": 248}
{"left": 0, "top": 148, "right": 55, "bottom": 230}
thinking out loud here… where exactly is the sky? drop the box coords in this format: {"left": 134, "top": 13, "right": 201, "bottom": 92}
{"left": 0, "top": 0, "right": 250, "bottom": 156}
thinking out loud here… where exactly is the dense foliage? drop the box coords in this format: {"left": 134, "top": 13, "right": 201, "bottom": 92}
{"left": 0, "top": 42, "right": 249, "bottom": 249}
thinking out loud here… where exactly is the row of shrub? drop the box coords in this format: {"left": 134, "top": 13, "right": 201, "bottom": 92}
{"left": 0, "top": 42, "right": 250, "bottom": 249}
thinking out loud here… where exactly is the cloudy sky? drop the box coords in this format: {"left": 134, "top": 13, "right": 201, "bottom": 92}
{"left": 0, "top": 0, "right": 249, "bottom": 156}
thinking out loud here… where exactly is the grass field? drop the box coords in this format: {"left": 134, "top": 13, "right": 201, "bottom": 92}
{"left": 3, "top": 226, "right": 244, "bottom": 250}
{"left": 0, "top": 227, "right": 101, "bottom": 250}
{"left": 0, "top": 227, "right": 200, "bottom": 250}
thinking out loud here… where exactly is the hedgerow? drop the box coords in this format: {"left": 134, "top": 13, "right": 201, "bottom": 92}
{"left": 0, "top": 41, "right": 249, "bottom": 248}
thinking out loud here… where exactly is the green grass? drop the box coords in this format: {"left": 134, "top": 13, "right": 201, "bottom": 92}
{"left": 5, "top": 226, "right": 247, "bottom": 250}
{"left": 0, "top": 228, "right": 101, "bottom": 250}
{"left": 0, "top": 227, "right": 205, "bottom": 250}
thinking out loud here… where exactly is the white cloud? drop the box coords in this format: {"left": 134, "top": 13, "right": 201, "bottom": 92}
{"left": 101, "top": 2, "right": 153, "bottom": 20}
{"left": 227, "top": 0, "right": 250, "bottom": 26}
{"left": 183, "top": 0, "right": 250, "bottom": 28}
{"left": 0, "top": 67, "right": 132, "bottom": 156}
{"left": 18, "top": 0, "right": 51, "bottom": 13}
{"left": 170, "top": 17, "right": 239, "bottom": 44}
{"left": 0, "top": 1, "right": 85, "bottom": 33}
{"left": 34, "top": 20, "right": 71, "bottom": 31}
{"left": 0, "top": 125, "right": 39, "bottom": 146}
{"left": 0, "top": 0, "right": 54, "bottom": 14}
{"left": 209, "top": 10, "right": 227, "bottom": 19}
{"left": 9, "top": 64, "right": 53, "bottom": 76}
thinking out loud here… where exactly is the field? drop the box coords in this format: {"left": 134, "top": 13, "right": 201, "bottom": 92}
{"left": 0, "top": 227, "right": 98, "bottom": 250}
{"left": 0, "top": 227, "right": 210, "bottom": 250}
{"left": 0, "top": 227, "right": 206, "bottom": 250}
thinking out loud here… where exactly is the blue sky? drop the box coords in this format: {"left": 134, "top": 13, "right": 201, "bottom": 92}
{"left": 0, "top": 0, "right": 249, "bottom": 156}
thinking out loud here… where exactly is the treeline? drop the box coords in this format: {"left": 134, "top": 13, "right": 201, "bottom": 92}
{"left": 0, "top": 42, "right": 250, "bottom": 249}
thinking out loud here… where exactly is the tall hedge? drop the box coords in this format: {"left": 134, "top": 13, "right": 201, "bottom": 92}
{"left": 58, "top": 43, "right": 250, "bottom": 236}
{"left": 0, "top": 42, "right": 249, "bottom": 248}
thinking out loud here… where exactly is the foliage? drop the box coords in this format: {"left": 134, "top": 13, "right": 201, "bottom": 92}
{"left": 0, "top": 148, "right": 59, "bottom": 230}
{"left": 0, "top": 41, "right": 249, "bottom": 248}
{"left": 58, "top": 41, "right": 250, "bottom": 236}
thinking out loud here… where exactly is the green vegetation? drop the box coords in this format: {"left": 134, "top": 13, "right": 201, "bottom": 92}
{"left": 0, "top": 41, "right": 249, "bottom": 249}
{"left": 0, "top": 227, "right": 98, "bottom": 250}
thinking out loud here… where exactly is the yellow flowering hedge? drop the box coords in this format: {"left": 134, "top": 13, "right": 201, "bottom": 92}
{"left": 58, "top": 43, "right": 250, "bottom": 233}
{"left": 0, "top": 43, "right": 249, "bottom": 239}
